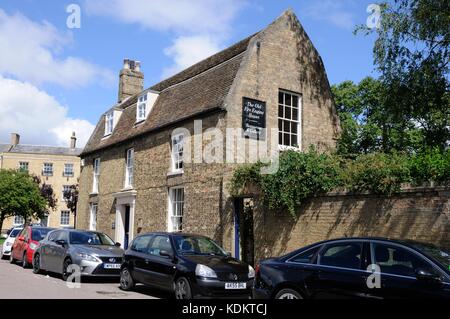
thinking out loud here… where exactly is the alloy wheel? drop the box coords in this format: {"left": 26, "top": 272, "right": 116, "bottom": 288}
{"left": 175, "top": 277, "right": 192, "bottom": 299}
{"left": 275, "top": 289, "right": 303, "bottom": 299}
{"left": 120, "top": 268, "right": 134, "bottom": 291}
{"left": 62, "top": 259, "right": 72, "bottom": 281}
{"left": 33, "top": 254, "right": 41, "bottom": 274}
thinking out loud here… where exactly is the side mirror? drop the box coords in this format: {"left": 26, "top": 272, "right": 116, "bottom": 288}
{"left": 114, "top": 242, "right": 121, "bottom": 247}
{"left": 17, "top": 236, "right": 25, "bottom": 242}
{"left": 415, "top": 268, "right": 441, "bottom": 282}
{"left": 159, "top": 250, "right": 174, "bottom": 259}
{"left": 55, "top": 240, "right": 67, "bottom": 247}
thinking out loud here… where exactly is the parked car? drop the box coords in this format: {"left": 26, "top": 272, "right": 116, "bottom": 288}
{"left": 1, "top": 227, "right": 23, "bottom": 259}
{"left": 253, "top": 237, "right": 450, "bottom": 299}
{"left": 120, "top": 232, "right": 255, "bottom": 299}
{"left": 9, "top": 226, "right": 54, "bottom": 267}
{"left": 32, "top": 229, "right": 124, "bottom": 280}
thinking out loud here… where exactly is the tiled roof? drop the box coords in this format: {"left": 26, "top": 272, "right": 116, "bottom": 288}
{"left": 82, "top": 33, "right": 257, "bottom": 156}
{"left": 0, "top": 144, "right": 82, "bottom": 156}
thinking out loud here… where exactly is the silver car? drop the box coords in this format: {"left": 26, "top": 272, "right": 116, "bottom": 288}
{"left": 32, "top": 229, "right": 124, "bottom": 280}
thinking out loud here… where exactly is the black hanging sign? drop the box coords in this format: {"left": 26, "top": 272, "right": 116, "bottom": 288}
{"left": 242, "top": 97, "right": 266, "bottom": 140}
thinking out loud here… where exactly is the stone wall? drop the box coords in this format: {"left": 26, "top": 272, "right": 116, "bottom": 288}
{"left": 253, "top": 187, "right": 450, "bottom": 262}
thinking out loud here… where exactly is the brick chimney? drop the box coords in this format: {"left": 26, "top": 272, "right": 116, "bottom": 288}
{"left": 118, "top": 59, "right": 144, "bottom": 103}
{"left": 10, "top": 133, "right": 20, "bottom": 146}
{"left": 70, "top": 132, "right": 77, "bottom": 148}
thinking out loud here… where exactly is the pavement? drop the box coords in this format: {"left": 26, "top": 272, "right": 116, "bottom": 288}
{"left": 0, "top": 252, "right": 171, "bottom": 299}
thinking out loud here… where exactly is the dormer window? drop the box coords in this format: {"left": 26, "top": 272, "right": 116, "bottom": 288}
{"left": 105, "top": 111, "right": 114, "bottom": 135}
{"left": 137, "top": 93, "right": 148, "bottom": 122}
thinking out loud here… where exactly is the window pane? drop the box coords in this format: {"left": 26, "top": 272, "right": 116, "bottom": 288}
{"left": 373, "top": 244, "right": 434, "bottom": 277}
{"left": 293, "top": 108, "right": 298, "bottom": 121}
{"left": 131, "top": 235, "right": 152, "bottom": 253}
{"left": 291, "top": 246, "right": 320, "bottom": 264}
{"left": 284, "top": 106, "right": 291, "bottom": 120}
{"left": 278, "top": 92, "right": 284, "bottom": 104}
{"left": 320, "top": 242, "right": 362, "bottom": 269}
{"left": 285, "top": 94, "right": 291, "bottom": 106}
{"left": 292, "top": 95, "right": 298, "bottom": 108}
{"left": 278, "top": 132, "right": 283, "bottom": 145}
{"left": 284, "top": 133, "right": 290, "bottom": 146}
{"left": 278, "top": 104, "right": 283, "bottom": 117}
{"left": 291, "top": 122, "right": 298, "bottom": 134}
{"left": 291, "top": 134, "right": 298, "bottom": 147}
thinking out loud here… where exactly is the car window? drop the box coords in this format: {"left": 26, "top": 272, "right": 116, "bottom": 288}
{"left": 55, "top": 231, "right": 68, "bottom": 242}
{"left": 131, "top": 235, "right": 152, "bottom": 253}
{"left": 47, "top": 230, "right": 60, "bottom": 242}
{"left": 320, "top": 242, "right": 363, "bottom": 270}
{"left": 9, "top": 229, "right": 22, "bottom": 238}
{"left": 372, "top": 243, "right": 435, "bottom": 277}
{"left": 290, "top": 246, "right": 321, "bottom": 264}
{"left": 31, "top": 228, "right": 52, "bottom": 241}
{"left": 148, "top": 236, "right": 173, "bottom": 257}
{"left": 69, "top": 231, "right": 114, "bottom": 245}
{"left": 173, "top": 235, "right": 227, "bottom": 256}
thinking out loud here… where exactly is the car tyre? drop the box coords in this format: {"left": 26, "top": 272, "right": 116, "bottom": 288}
{"left": 61, "top": 258, "right": 73, "bottom": 281}
{"left": 9, "top": 250, "right": 16, "bottom": 264}
{"left": 275, "top": 288, "right": 303, "bottom": 299}
{"left": 33, "top": 253, "right": 43, "bottom": 274}
{"left": 120, "top": 267, "right": 135, "bottom": 291}
{"left": 175, "top": 277, "right": 193, "bottom": 299}
{"left": 22, "top": 251, "right": 29, "bottom": 268}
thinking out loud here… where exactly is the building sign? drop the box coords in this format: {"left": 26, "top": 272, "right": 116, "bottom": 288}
{"left": 242, "top": 97, "right": 266, "bottom": 140}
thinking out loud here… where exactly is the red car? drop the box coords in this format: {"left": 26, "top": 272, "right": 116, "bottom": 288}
{"left": 10, "top": 226, "right": 54, "bottom": 268}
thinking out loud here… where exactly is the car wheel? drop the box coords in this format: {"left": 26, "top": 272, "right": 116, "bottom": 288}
{"left": 33, "top": 253, "right": 42, "bottom": 274}
{"left": 22, "top": 252, "right": 29, "bottom": 268}
{"left": 61, "top": 258, "right": 73, "bottom": 281}
{"left": 9, "top": 250, "right": 16, "bottom": 264}
{"left": 275, "top": 288, "right": 303, "bottom": 299}
{"left": 120, "top": 267, "right": 135, "bottom": 291}
{"left": 175, "top": 277, "right": 192, "bottom": 299}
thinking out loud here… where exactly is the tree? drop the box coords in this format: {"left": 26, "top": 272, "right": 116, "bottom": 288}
{"left": 0, "top": 170, "right": 48, "bottom": 232}
{"left": 63, "top": 184, "right": 79, "bottom": 228}
{"left": 32, "top": 176, "right": 57, "bottom": 212}
{"left": 356, "top": 0, "right": 450, "bottom": 150}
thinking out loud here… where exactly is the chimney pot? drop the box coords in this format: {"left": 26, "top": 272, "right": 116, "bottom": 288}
{"left": 70, "top": 132, "right": 77, "bottom": 148}
{"left": 10, "top": 133, "right": 20, "bottom": 146}
{"left": 118, "top": 58, "right": 144, "bottom": 103}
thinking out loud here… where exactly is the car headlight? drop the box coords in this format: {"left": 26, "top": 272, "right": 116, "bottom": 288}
{"left": 76, "top": 253, "right": 99, "bottom": 262}
{"left": 248, "top": 265, "right": 255, "bottom": 279}
{"left": 6, "top": 242, "right": 12, "bottom": 247}
{"left": 195, "top": 264, "right": 217, "bottom": 278}
{"left": 29, "top": 243, "right": 39, "bottom": 250}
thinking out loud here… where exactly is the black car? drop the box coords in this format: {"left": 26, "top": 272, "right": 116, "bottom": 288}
{"left": 253, "top": 237, "right": 450, "bottom": 299}
{"left": 119, "top": 232, "right": 255, "bottom": 299}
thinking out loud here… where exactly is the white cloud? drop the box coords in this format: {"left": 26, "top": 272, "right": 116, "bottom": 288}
{"left": 0, "top": 76, "right": 94, "bottom": 147}
{"left": 162, "top": 35, "right": 221, "bottom": 78}
{"left": 303, "top": 0, "right": 355, "bottom": 30}
{"left": 85, "top": 0, "right": 244, "bottom": 35}
{"left": 0, "top": 9, "right": 113, "bottom": 88}
{"left": 85, "top": 0, "right": 245, "bottom": 78}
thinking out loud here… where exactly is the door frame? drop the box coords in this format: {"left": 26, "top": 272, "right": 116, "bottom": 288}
{"left": 113, "top": 190, "right": 137, "bottom": 249}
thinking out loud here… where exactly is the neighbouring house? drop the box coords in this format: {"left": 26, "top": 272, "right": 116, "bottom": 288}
{"left": 76, "top": 10, "right": 340, "bottom": 258}
{"left": 0, "top": 133, "right": 82, "bottom": 230}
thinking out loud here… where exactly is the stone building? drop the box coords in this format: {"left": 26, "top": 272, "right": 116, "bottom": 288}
{"left": 0, "top": 133, "right": 81, "bottom": 230}
{"left": 77, "top": 10, "right": 340, "bottom": 259}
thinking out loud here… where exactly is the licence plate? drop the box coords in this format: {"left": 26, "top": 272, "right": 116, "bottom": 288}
{"left": 225, "top": 282, "right": 246, "bottom": 290}
{"left": 103, "top": 263, "right": 121, "bottom": 269}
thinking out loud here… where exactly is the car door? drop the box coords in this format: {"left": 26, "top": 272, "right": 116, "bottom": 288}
{"left": 43, "top": 230, "right": 61, "bottom": 272}
{"left": 312, "top": 240, "right": 369, "bottom": 299}
{"left": 143, "top": 235, "right": 177, "bottom": 290}
{"left": 52, "top": 231, "right": 69, "bottom": 274}
{"left": 127, "top": 235, "right": 154, "bottom": 284}
{"left": 366, "top": 242, "right": 450, "bottom": 299}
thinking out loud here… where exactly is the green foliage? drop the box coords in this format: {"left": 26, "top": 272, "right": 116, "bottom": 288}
{"left": 342, "top": 153, "right": 410, "bottom": 195}
{"left": 408, "top": 148, "right": 450, "bottom": 185}
{"left": 355, "top": 0, "right": 450, "bottom": 151}
{"left": 230, "top": 148, "right": 450, "bottom": 216}
{"left": 0, "top": 169, "right": 48, "bottom": 231}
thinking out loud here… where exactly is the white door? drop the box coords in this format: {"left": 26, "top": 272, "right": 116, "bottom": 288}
{"left": 89, "top": 204, "right": 97, "bottom": 231}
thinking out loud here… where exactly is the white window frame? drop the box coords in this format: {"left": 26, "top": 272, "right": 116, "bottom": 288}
{"left": 92, "top": 158, "right": 100, "bottom": 194}
{"left": 63, "top": 163, "right": 74, "bottom": 177}
{"left": 89, "top": 203, "right": 98, "bottom": 231}
{"left": 278, "top": 91, "right": 301, "bottom": 150}
{"left": 60, "top": 210, "right": 70, "bottom": 226}
{"left": 105, "top": 111, "right": 114, "bottom": 136}
{"left": 171, "top": 133, "right": 184, "bottom": 173}
{"left": 124, "top": 148, "right": 134, "bottom": 188}
{"left": 42, "top": 163, "right": 53, "bottom": 176}
{"left": 13, "top": 215, "right": 24, "bottom": 226}
{"left": 19, "top": 161, "right": 29, "bottom": 172}
{"left": 168, "top": 187, "right": 184, "bottom": 232}
{"left": 136, "top": 93, "right": 148, "bottom": 122}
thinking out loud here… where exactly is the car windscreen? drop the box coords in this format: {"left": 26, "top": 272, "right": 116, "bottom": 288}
{"left": 411, "top": 243, "right": 450, "bottom": 274}
{"left": 173, "top": 235, "right": 227, "bottom": 256}
{"left": 9, "top": 229, "right": 22, "bottom": 238}
{"left": 69, "top": 232, "right": 115, "bottom": 246}
{"left": 31, "top": 228, "right": 52, "bottom": 241}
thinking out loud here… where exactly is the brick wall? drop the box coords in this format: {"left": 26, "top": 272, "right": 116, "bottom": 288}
{"left": 253, "top": 187, "right": 450, "bottom": 262}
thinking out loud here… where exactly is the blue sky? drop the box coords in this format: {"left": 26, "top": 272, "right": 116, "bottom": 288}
{"left": 0, "top": 0, "right": 380, "bottom": 146}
